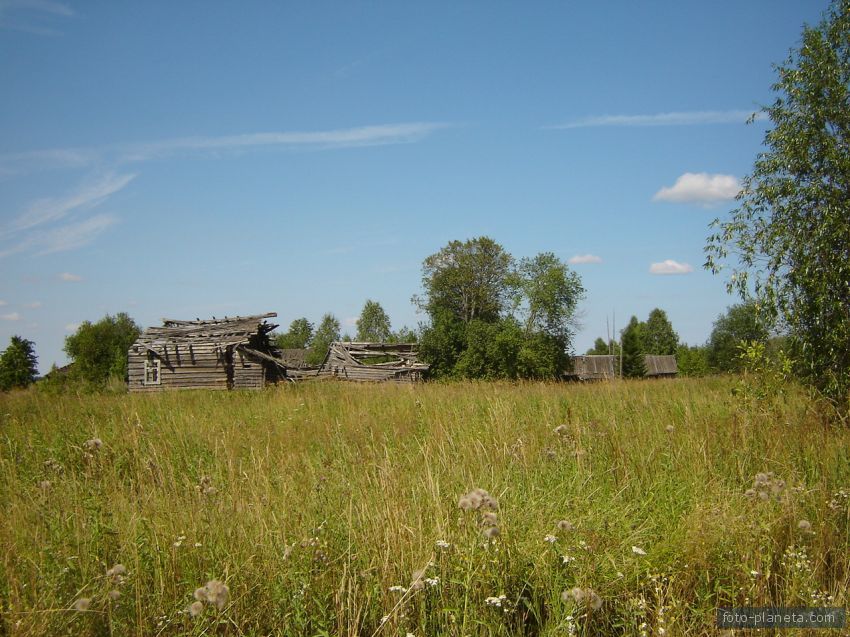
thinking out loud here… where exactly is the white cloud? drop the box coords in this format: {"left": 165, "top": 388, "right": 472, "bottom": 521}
{"left": 0, "top": 123, "right": 450, "bottom": 173}
{"left": 343, "top": 316, "right": 358, "bottom": 327}
{"left": 2, "top": 172, "right": 134, "bottom": 238}
{"left": 0, "top": 300, "right": 6, "bottom": 306}
{"left": 568, "top": 254, "right": 603, "bottom": 265}
{"left": 37, "top": 213, "right": 117, "bottom": 255}
{"left": 59, "top": 272, "right": 82, "bottom": 281}
{"left": 549, "top": 110, "right": 761, "bottom": 129}
{"left": 0, "top": 0, "right": 74, "bottom": 35}
{"left": 653, "top": 172, "right": 741, "bottom": 205}
{"left": 649, "top": 260, "right": 694, "bottom": 275}
{"left": 1, "top": 312, "right": 21, "bottom": 321}
{"left": 64, "top": 322, "right": 80, "bottom": 332}
{"left": 23, "top": 301, "right": 42, "bottom": 308}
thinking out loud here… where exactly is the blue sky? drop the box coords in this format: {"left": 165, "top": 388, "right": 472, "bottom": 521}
{"left": 0, "top": 1, "right": 829, "bottom": 371}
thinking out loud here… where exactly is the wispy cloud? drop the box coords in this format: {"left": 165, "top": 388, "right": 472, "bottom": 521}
{"left": 0, "top": 0, "right": 74, "bottom": 35}
{"left": 0, "top": 123, "right": 450, "bottom": 174}
{"left": 653, "top": 172, "right": 740, "bottom": 205}
{"left": 2, "top": 173, "right": 134, "bottom": 237}
{"left": 64, "top": 322, "right": 79, "bottom": 332}
{"left": 649, "top": 259, "right": 694, "bottom": 275}
{"left": 23, "top": 301, "right": 42, "bottom": 308}
{"left": 1, "top": 312, "right": 22, "bottom": 321}
{"left": 59, "top": 272, "right": 82, "bottom": 281}
{"left": 548, "top": 110, "right": 761, "bottom": 130}
{"left": 0, "top": 300, "right": 6, "bottom": 306}
{"left": 0, "top": 173, "right": 130, "bottom": 258}
{"left": 568, "top": 254, "right": 603, "bottom": 265}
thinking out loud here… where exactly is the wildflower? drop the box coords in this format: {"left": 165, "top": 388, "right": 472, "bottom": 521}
{"left": 665, "top": 424, "right": 675, "bottom": 433}
{"left": 380, "top": 615, "right": 390, "bottom": 624}
{"left": 410, "top": 569, "right": 426, "bottom": 592}
{"left": 631, "top": 546, "right": 647, "bottom": 556}
{"left": 616, "top": 571, "right": 624, "bottom": 578}
{"left": 73, "top": 597, "right": 91, "bottom": 612}
{"left": 553, "top": 424, "right": 569, "bottom": 436}
{"left": 194, "top": 542, "right": 202, "bottom": 548}
{"left": 84, "top": 438, "right": 103, "bottom": 451}
{"left": 544, "top": 534, "right": 557, "bottom": 543}
{"left": 108, "top": 590, "right": 121, "bottom": 601}
{"left": 424, "top": 577, "right": 440, "bottom": 587}
{"left": 562, "top": 555, "right": 575, "bottom": 564}
{"left": 38, "top": 480, "right": 51, "bottom": 490}
{"left": 797, "top": 519, "right": 813, "bottom": 533}
{"left": 750, "top": 570, "right": 760, "bottom": 577}
{"left": 388, "top": 585, "right": 407, "bottom": 593}
{"left": 196, "top": 476, "right": 217, "bottom": 496}
{"left": 563, "top": 587, "right": 602, "bottom": 610}
{"left": 194, "top": 580, "right": 229, "bottom": 610}
{"left": 188, "top": 601, "right": 204, "bottom": 618}
{"left": 480, "top": 511, "right": 498, "bottom": 527}
{"left": 557, "top": 520, "right": 574, "bottom": 532}
{"left": 485, "top": 595, "right": 507, "bottom": 607}
{"left": 435, "top": 539, "right": 451, "bottom": 549}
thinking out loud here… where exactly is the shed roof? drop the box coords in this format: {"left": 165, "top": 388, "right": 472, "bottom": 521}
{"left": 644, "top": 354, "right": 678, "bottom": 375}
{"left": 133, "top": 313, "right": 278, "bottom": 349}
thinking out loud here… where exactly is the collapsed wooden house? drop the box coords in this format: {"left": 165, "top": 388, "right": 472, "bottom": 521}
{"left": 128, "top": 313, "right": 284, "bottom": 392}
{"left": 567, "top": 355, "right": 618, "bottom": 380}
{"left": 643, "top": 354, "right": 678, "bottom": 378}
{"left": 288, "top": 341, "right": 428, "bottom": 382}
{"left": 567, "top": 354, "right": 678, "bottom": 380}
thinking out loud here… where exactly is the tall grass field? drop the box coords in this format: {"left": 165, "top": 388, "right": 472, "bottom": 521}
{"left": 2, "top": 378, "right": 849, "bottom": 635}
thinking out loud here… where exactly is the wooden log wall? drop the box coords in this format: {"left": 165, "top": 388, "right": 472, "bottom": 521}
{"left": 127, "top": 343, "right": 230, "bottom": 392}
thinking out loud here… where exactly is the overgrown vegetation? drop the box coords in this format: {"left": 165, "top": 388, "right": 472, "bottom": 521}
{"left": 2, "top": 379, "right": 847, "bottom": 635}
{"left": 417, "top": 238, "right": 584, "bottom": 379}
{"left": 706, "top": 0, "right": 850, "bottom": 412}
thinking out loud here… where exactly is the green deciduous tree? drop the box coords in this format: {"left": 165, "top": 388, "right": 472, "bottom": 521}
{"left": 705, "top": 0, "right": 850, "bottom": 409}
{"left": 621, "top": 316, "right": 646, "bottom": 378}
{"left": 306, "top": 313, "right": 340, "bottom": 365}
{"left": 676, "top": 344, "right": 710, "bottom": 377}
{"left": 642, "top": 308, "right": 679, "bottom": 355}
{"left": 64, "top": 313, "right": 141, "bottom": 386}
{"left": 0, "top": 336, "right": 38, "bottom": 390}
{"left": 417, "top": 237, "right": 514, "bottom": 324}
{"left": 707, "top": 302, "right": 770, "bottom": 372}
{"left": 275, "top": 318, "right": 313, "bottom": 350}
{"left": 356, "top": 300, "right": 392, "bottom": 342}
{"left": 417, "top": 238, "right": 583, "bottom": 379}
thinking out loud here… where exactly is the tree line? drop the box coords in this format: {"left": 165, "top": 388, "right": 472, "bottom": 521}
{"left": 584, "top": 302, "right": 774, "bottom": 378}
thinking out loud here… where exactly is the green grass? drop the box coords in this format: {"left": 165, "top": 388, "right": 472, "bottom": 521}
{"left": 1, "top": 378, "right": 848, "bottom": 636}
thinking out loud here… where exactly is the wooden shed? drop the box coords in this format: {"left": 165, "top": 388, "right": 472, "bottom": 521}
{"left": 567, "top": 355, "right": 618, "bottom": 380}
{"left": 643, "top": 354, "right": 678, "bottom": 378}
{"left": 290, "top": 341, "right": 428, "bottom": 382}
{"left": 128, "top": 313, "right": 284, "bottom": 392}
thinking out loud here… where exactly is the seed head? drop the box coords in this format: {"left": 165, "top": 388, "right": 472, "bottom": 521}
{"left": 39, "top": 480, "right": 52, "bottom": 490}
{"left": 744, "top": 488, "right": 756, "bottom": 498}
{"left": 73, "top": 597, "right": 91, "bottom": 612}
{"left": 480, "top": 512, "right": 498, "bottom": 527}
{"left": 84, "top": 438, "right": 103, "bottom": 451}
{"left": 665, "top": 424, "right": 675, "bottom": 433}
{"left": 188, "top": 600, "right": 204, "bottom": 617}
{"left": 482, "top": 526, "right": 500, "bottom": 539}
{"left": 108, "top": 589, "right": 121, "bottom": 601}
{"left": 202, "top": 580, "right": 229, "bottom": 610}
{"left": 797, "top": 519, "right": 812, "bottom": 533}
{"left": 556, "top": 520, "right": 574, "bottom": 532}
{"left": 458, "top": 496, "right": 473, "bottom": 511}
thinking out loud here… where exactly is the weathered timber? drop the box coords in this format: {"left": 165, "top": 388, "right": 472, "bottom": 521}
{"left": 128, "top": 313, "right": 281, "bottom": 392}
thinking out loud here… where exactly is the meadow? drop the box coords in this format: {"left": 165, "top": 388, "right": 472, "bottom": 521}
{"left": 1, "top": 377, "right": 848, "bottom": 636}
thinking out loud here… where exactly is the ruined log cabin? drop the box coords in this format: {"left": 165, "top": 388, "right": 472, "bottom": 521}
{"left": 567, "top": 355, "right": 617, "bottom": 380}
{"left": 290, "top": 341, "right": 428, "bottom": 382}
{"left": 128, "top": 313, "right": 284, "bottom": 392}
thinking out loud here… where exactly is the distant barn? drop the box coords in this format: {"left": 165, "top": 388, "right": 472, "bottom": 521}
{"left": 289, "top": 341, "right": 428, "bottom": 382}
{"left": 567, "top": 355, "right": 617, "bottom": 380}
{"left": 128, "top": 313, "right": 284, "bottom": 392}
{"left": 643, "top": 354, "right": 678, "bottom": 378}
{"left": 567, "top": 354, "right": 678, "bottom": 380}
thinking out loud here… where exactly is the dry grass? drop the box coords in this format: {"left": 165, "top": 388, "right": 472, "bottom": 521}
{"left": 1, "top": 378, "right": 848, "bottom": 635}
